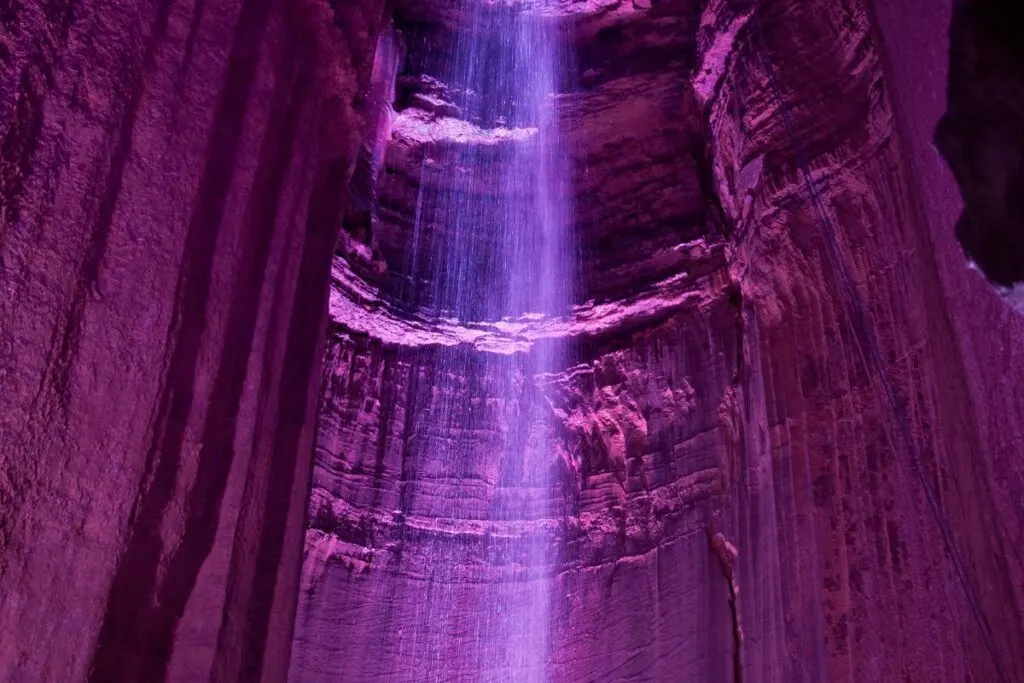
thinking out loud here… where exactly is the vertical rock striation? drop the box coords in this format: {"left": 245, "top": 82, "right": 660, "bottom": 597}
{"left": 0, "top": 0, "right": 386, "bottom": 681}
{"left": 705, "top": 0, "right": 1024, "bottom": 679}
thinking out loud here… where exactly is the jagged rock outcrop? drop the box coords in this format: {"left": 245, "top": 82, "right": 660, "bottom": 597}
{"left": 294, "top": 0, "right": 1024, "bottom": 681}
{"left": 0, "top": 0, "right": 386, "bottom": 681}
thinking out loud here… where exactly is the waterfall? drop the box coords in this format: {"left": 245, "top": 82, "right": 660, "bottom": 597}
{"left": 388, "top": 4, "right": 574, "bottom": 681}
{"left": 404, "top": 9, "right": 572, "bottom": 323}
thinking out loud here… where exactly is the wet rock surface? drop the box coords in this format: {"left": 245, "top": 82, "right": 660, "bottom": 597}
{"left": 295, "top": 0, "right": 1024, "bottom": 681}
{"left": 1, "top": 0, "right": 1022, "bottom": 681}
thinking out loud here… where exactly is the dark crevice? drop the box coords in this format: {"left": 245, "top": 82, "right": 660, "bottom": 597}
{"left": 935, "top": 1, "right": 1024, "bottom": 287}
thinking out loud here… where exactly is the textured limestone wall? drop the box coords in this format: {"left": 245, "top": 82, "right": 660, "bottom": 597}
{"left": 294, "top": 0, "right": 1024, "bottom": 681}
{"left": 708, "top": 0, "right": 1024, "bottom": 679}
{"left": 871, "top": 0, "right": 1024, "bottom": 673}
{"left": 3, "top": 0, "right": 1022, "bottom": 680}
{"left": 0, "top": 0, "right": 385, "bottom": 680}
{"left": 289, "top": 0, "right": 745, "bottom": 679}
{"left": 291, "top": 271, "right": 741, "bottom": 682}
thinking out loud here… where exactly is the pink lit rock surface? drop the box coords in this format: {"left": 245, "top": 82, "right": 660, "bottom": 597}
{"left": 0, "top": 0, "right": 386, "bottom": 681}
{"left": 1, "top": 0, "right": 1023, "bottom": 681}
{"left": 700, "top": 0, "right": 1024, "bottom": 678}
{"left": 292, "top": 0, "right": 1024, "bottom": 681}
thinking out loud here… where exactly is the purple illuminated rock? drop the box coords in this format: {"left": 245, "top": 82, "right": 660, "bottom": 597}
{"left": 293, "top": 0, "right": 1024, "bottom": 681}
{"left": 0, "top": 0, "right": 386, "bottom": 680}
{"left": 1, "top": 0, "right": 1022, "bottom": 681}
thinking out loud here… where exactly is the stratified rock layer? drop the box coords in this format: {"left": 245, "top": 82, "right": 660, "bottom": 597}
{"left": 293, "top": 0, "right": 1024, "bottom": 682}
{"left": 0, "top": 0, "right": 385, "bottom": 681}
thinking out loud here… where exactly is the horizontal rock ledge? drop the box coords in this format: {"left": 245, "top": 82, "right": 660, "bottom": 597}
{"left": 328, "top": 239, "right": 729, "bottom": 352}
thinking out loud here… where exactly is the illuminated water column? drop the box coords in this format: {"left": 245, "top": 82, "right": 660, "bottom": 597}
{"left": 397, "top": 4, "right": 574, "bottom": 680}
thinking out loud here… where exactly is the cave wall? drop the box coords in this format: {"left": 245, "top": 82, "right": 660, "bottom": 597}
{"left": 0, "top": 0, "right": 385, "bottom": 681}
{"left": 708, "top": 0, "right": 1024, "bottom": 679}
{"left": 290, "top": 2, "right": 745, "bottom": 680}
{"left": 870, "top": 0, "right": 1024, "bottom": 672}
{"left": 291, "top": 277, "right": 741, "bottom": 682}
{"left": 1, "top": 0, "right": 1022, "bottom": 681}
{"left": 870, "top": 0, "right": 1024, "bottom": 624}
{"left": 295, "top": 0, "right": 1024, "bottom": 681}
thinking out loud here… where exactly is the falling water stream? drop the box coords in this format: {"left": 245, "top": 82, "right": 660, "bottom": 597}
{"left": 390, "top": 3, "right": 574, "bottom": 680}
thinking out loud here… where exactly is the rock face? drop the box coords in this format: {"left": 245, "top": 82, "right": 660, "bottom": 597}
{"left": 0, "top": 0, "right": 385, "bottom": 681}
{"left": 292, "top": 0, "right": 1024, "bottom": 682}
{"left": 707, "top": 1, "right": 1024, "bottom": 678}
{"left": 2, "top": 0, "right": 1023, "bottom": 682}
